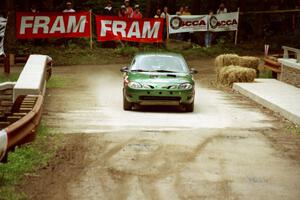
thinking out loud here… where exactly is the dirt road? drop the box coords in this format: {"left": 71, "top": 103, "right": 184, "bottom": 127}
{"left": 22, "top": 59, "right": 300, "bottom": 200}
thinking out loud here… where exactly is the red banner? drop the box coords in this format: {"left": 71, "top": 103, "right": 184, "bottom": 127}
{"left": 96, "top": 16, "right": 164, "bottom": 43}
{"left": 16, "top": 12, "right": 91, "bottom": 39}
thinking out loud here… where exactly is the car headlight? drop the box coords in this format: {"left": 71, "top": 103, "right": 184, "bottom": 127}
{"left": 128, "top": 81, "right": 142, "bottom": 89}
{"left": 178, "top": 83, "right": 193, "bottom": 90}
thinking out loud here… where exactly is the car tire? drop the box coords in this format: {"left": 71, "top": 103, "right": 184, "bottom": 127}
{"left": 123, "top": 95, "right": 132, "bottom": 111}
{"left": 185, "top": 101, "right": 194, "bottom": 112}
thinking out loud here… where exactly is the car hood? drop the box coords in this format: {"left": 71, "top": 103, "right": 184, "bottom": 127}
{"left": 127, "top": 72, "right": 194, "bottom": 88}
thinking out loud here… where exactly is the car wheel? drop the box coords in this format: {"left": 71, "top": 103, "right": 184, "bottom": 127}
{"left": 185, "top": 101, "right": 194, "bottom": 112}
{"left": 123, "top": 95, "right": 132, "bottom": 110}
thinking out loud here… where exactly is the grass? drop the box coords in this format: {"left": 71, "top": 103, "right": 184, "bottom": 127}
{"left": 0, "top": 123, "right": 58, "bottom": 200}
{"left": 0, "top": 73, "right": 20, "bottom": 83}
{"left": 47, "top": 76, "right": 71, "bottom": 88}
{"left": 15, "top": 40, "right": 263, "bottom": 66}
{"left": 258, "top": 69, "right": 273, "bottom": 79}
{"left": 285, "top": 124, "right": 300, "bottom": 137}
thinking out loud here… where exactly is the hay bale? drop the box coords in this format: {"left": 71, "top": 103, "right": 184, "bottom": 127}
{"left": 217, "top": 65, "right": 256, "bottom": 86}
{"left": 215, "top": 54, "right": 240, "bottom": 68}
{"left": 239, "top": 56, "right": 260, "bottom": 70}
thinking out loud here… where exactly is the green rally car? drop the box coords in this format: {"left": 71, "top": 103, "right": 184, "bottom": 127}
{"left": 120, "top": 53, "right": 197, "bottom": 112}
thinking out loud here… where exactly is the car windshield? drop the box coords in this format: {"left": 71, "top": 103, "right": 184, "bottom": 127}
{"left": 131, "top": 55, "right": 189, "bottom": 73}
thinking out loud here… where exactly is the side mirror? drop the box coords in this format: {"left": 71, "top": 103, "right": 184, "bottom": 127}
{"left": 120, "top": 66, "right": 129, "bottom": 72}
{"left": 190, "top": 68, "right": 198, "bottom": 74}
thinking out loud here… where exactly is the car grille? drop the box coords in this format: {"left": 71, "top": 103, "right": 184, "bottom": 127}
{"left": 139, "top": 96, "right": 181, "bottom": 101}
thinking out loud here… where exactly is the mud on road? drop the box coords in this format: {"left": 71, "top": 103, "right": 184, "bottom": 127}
{"left": 21, "top": 59, "right": 300, "bottom": 200}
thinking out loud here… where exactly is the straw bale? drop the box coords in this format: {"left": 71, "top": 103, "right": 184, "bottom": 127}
{"left": 217, "top": 65, "right": 256, "bottom": 86}
{"left": 215, "top": 54, "right": 239, "bottom": 68}
{"left": 239, "top": 56, "right": 260, "bottom": 70}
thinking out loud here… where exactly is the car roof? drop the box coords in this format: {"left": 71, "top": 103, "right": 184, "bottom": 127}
{"left": 134, "top": 52, "right": 185, "bottom": 60}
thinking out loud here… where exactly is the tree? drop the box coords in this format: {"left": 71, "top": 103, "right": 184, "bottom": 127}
{"left": 4, "top": 0, "right": 16, "bottom": 55}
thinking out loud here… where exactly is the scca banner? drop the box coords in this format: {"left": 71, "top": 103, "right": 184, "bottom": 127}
{"left": 96, "top": 16, "right": 164, "bottom": 43}
{"left": 16, "top": 12, "right": 91, "bottom": 39}
{"left": 168, "top": 15, "right": 208, "bottom": 34}
{"left": 209, "top": 12, "right": 239, "bottom": 32}
{"left": 168, "top": 12, "right": 239, "bottom": 34}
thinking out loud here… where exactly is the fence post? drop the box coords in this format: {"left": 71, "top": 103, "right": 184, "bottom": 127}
{"left": 89, "top": 10, "right": 93, "bottom": 49}
{"left": 283, "top": 49, "right": 288, "bottom": 58}
{"left": 4, "top": 55, "right": 10, "bottom": 74}
{"left": 235, "top": 8, "right": 240, "bottom": 45}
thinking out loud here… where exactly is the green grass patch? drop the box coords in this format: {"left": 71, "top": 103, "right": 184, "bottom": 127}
{"left": 259, "top": 69, "right": 273, "bottom": 79}
{"left": 0, "top": 123, "right": 58, "bottom": 200}
{"left": 285, "top": 124, "right": 300, "bottom": 137}
{"left": 15, "top": 41, "right": 263, "bottom": 66}
{"left": 47, "top": 76, "right": 70, "bottom": 88}
{"left": 0, "top": 73, "right": 20, "bottom": 83}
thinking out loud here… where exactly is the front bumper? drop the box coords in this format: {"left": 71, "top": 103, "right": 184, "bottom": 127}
{"left": 124, "top": 87, "right": 194, "bottom": 106}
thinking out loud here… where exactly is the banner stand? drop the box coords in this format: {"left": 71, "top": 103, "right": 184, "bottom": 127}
{"left": 89, "top": 10, "right": 93, "bottom": 49}
{"left": 166, "top": 15, "right": 170, "bottom": 40}
{"left": 234, "top": 8, "right": 240, "bottom": 45}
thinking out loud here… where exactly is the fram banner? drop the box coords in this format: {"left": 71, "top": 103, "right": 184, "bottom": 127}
{"left": 208, "top": 12, "right": 239, "bottom": 32}
{"left": 168, "top": 15, "right": 208, "bottom": 34}
{"left": 96, "top": 16, "right": 164, "bottom": 43}
{"left": 16, "top": 12, "right": 91, "bottom": 39}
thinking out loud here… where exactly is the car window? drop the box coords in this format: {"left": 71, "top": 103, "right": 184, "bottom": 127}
{"left": 131, "top": 55, "right": 188, "bottom": 73}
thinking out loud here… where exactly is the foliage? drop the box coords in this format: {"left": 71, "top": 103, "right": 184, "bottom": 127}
{"left": 13, "top": 39, "right": 266, "bottom": 66}
{"left": 0, "top": 123, "right": 58, "bottom": 200}
{"left": 114, "top": 45, "right": 139, "bottom": 56}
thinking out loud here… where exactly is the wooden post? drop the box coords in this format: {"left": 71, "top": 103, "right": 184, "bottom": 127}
{"left": 4, "top": 55, "right": 10, "bottom": 74}
{"left": 9, "top": 53, "right": 15, "bottom": 65}
{"left": 234, "top": 7, "right": 240, "bottom": 45}
{"left": 166, "top": 15, "right": 169, "bottom": 40}
{"left": 89, "top": 10, "right": 93, "bottom": 49}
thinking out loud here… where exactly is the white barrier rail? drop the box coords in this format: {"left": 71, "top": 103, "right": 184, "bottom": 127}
{"left": 282, "top": 46, "right": 300, "bottom": 63}
{"left": 13, "top": 54, "right": 52, "bottom": 102}
{"left": 0, "top": 82, "right": 15, "bottom": 90}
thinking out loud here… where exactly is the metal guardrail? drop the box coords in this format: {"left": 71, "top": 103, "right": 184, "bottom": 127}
{"left": 6, "top": 95, "right": 43, "bottom": 150}
{"left": 0, "top": 54, "right": 52, "bottom": 162}
{"left": 0, "top": 95, "right": 43, "bottom": 162}
{"left": 282, "top": 46, "right": 300, "bottom": 63}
